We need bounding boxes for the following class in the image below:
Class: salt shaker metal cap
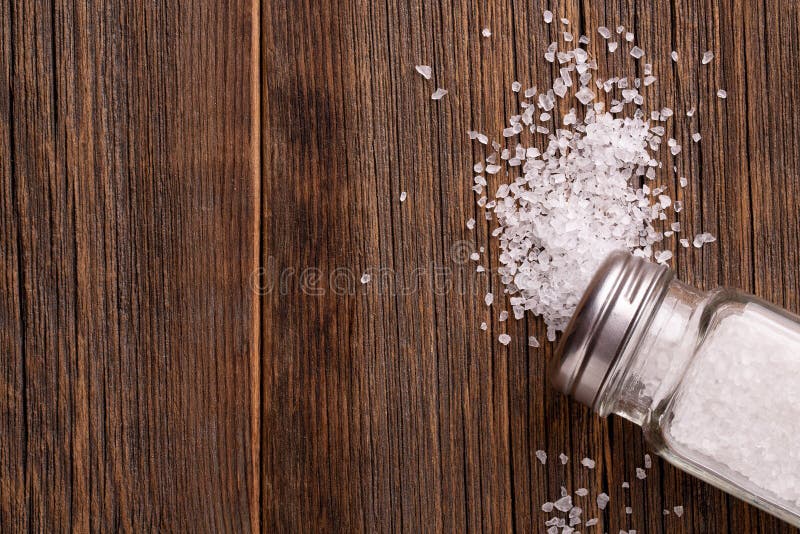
[550,250,673,409]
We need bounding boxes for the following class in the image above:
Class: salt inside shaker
[551,251,800,526]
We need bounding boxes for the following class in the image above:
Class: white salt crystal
[693,232,716,247]
[596,493,610,510]
[466,218,476,229]
[686,106,695,117]
[361,273,371,284]
[644,454,652,468]
[717,89,727,99]
[482,27,492,37]
[560,17,570,25]
[499,311,508,322]
[673,200,683,212]
[575,488,589,496]
[581,457,596,469]
[625,32,634,42]
[622,481,630,488]
[654,250,673,264]
[692,132,701,142]
[415,65,432,79]
[585,518,599,526]
[616,25,624,33]
[575,87,595,105]
[671,221,681,232]
[636,467,647,479]
[498,333,511,345]
[400,191,407,202]
[485,293,494,306]
[541,502,554,512]
[470,252,480,261]
[536,450,547,464]
[663,509,670,515]
[431,88,448,100]
[527,335,540,347]
[680,238,690,248]
[608,41,618,53]
[486,164,501,174]
[564,31,574,42]
[702,50,714,64]
[524,86,537,98]
[671,50,678,62]
[543,10,553,23]
[554,495,573,512]
[559,453,568,464]
[579,35,590,44]
[680,176,688,187]
[512,81,522,92]
[630,46,645,59]
[598,26,611,39]
[673,506,684,517]
[625,507,633,514]
[476,265,485,273]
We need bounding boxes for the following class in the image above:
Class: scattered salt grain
[625,32,634,42]
[680,176,688,187]
[692,132,701,142]
[466,218,476,229]
[528,336,540,348]
[644,454,652,468]
[626,507,633,514]
[480,322,488,331]
[482,27,492,38]
[654,250,673,264]
[686,106,696,117]
[560,17,570,25]
[576,488,589,497]
[476,265,485,273]
[512,81,522,92]
[499,333,511,345]
[361,273,371,284]
[470,252,480,261]
[564,31,574,42]
[485,293,494,306]
[554,495,573,512]
[692,232,716,248]
[400,191,407,202]
[636,467,647,479]
[674,200,684,213]
[542,501,554,512]
[596,493,610,510]
[622,482,630,488]
[616,25,625,33]
[499,310,509,321]
[663,509,670,515]
[536,450,548,464]
[680,238,690,248]
[673,506,684,517]
[543,10,553,23]
[581,457,596,469]
[717,89,727,99]
[585,518,599,526]
[629,46,645,59]
[559,453,569,464]
[431,88,448,100]
[415,65,432,79]
[702,50,714,64]
[608,41,619,53]
[598,26,612,39]
[671,51,678,62]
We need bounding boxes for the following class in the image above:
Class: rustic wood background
[2,0,799,532]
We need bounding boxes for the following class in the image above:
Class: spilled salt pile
[464,13,716,341]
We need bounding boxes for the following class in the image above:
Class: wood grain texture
[262,0,800,533]
[1,1,259,531]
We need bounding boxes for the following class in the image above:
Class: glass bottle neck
[595,279,707,426]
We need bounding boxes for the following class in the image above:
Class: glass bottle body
[597,280,800,527]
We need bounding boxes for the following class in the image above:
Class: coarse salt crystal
[717,89,727,99]
[485,293,494,306]
[554,495,573,512]
[559,453,568,464]
[480,321,488,330]
[512,81,522,92]
[470,252,480,261]
[482,27,492,37]
[498,333,511,345]
[400,191,407,202]
[536,450,547,464]
[543,10,553,23]
[581,457,596,469]
[673,506,684,517]
[608,41,619,53]
[466,218,476,229]
[644,454,652,468]
[575,488,589,496]
[431,88,448,100]
[528,336,540,348]
[636,467,647,479]
[671,50,678,61]
[415,65,432,79]
[598,26,611,39]
[692,132,701,142]
[596,493,610,510]
[630,46,645,59]
[361,273,371,284]
[625,32,634,42]
[702,50,714,64]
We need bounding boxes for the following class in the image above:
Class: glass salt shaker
[551,250,800,527]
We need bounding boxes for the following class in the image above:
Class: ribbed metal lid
[550,250,673,410]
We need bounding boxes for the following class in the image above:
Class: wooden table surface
[2,0,799,532]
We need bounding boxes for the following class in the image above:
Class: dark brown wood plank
[2,1,260,530]
[262,0,800,532]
